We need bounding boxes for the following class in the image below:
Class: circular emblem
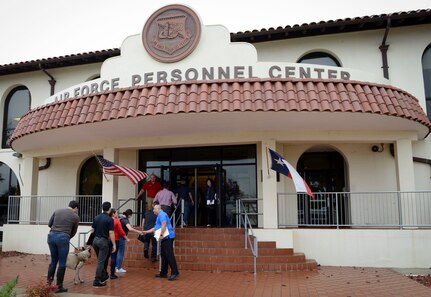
[142,5,201,63]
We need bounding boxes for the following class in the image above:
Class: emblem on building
[142,5,201,63]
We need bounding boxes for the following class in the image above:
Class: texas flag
[268,148,314,198]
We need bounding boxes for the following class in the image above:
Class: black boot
[55,267,68,293]
[47,264,56,285]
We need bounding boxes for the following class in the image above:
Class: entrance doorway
[161,165,228,227]
[139,145,257,228]
[297,149,349,226]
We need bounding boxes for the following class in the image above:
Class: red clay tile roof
[231,9,431,43]
[9,78,431,148]
[1,10,430,75]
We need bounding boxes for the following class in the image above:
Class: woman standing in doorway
[206,178,216,227]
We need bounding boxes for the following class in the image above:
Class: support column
[261,140,278,229]
[21,156,39,223]
[394,139,415,191]
[394,139,416,226]
[102,148,118,206]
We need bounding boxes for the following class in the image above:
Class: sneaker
[155,273,167,278]
[117,268,127,273]
[93,282,106,288]
[101,274,109,284]
[55,287,68,293]
[144,250,149,258]
[168,273,179,281]
[110,274,118,279]
[151,258,157,263]
[206,224,211,227]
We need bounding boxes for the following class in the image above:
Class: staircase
[123,227,317,272]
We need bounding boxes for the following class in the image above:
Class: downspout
[37,63,54,170]
[38,63,56,96]
[379,17,391,79]
[389,144,431,167]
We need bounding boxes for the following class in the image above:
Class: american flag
[96,156,148,185]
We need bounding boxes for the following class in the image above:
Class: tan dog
[66,246,91,284]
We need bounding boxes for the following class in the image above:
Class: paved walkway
[1,254,430,297]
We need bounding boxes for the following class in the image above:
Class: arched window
[0,162,20,228]
[2,87,31,148]
[78,156,102,223]
[422,45,431,118]
[298,52,341,67]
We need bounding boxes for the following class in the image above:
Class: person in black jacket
[91,201,116,288]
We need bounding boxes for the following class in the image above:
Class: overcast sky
[0,0,430,65]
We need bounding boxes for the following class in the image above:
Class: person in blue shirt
[143,204,179,281]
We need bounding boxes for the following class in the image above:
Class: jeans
[116,237,127,269]
[144,233,157,260]
[110,240,119,275]
[47,231,70,269]
[92,236,109,282]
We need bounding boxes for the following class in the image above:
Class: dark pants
[144,233,157,260]
[183,200,192,225]
[160,238,179,276]
[93,236,110,282]
[161,205,172,218]
[207,206,216,226]
[110,240,119,275]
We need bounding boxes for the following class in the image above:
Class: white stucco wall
[2,224,92,254]
[4,224,430,269]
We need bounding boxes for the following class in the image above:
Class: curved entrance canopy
[9,78,431,152]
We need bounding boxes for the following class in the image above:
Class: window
[298,52,341,67]
[78,156,102,223]
[2,87,31,148]
[0,162,20,227]
[422,45,431,118]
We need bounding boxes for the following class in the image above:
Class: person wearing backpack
[116,209,143,273]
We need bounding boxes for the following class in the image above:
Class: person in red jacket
[108,208,129,279]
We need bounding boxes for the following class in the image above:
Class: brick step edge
[174,247,294,256]
[175,253,306,264]
[177,260,318,272]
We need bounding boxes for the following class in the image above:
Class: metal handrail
[117,197,135,212]
[77,229,93,249]
[236,199,258,275]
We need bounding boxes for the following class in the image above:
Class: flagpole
[93,152,109,182]
[265,146,270,177]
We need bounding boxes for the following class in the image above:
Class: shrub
[25,281,56,297]
[0,276,18,297]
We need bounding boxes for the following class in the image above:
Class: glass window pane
[224,165,257,199]
[3,87,31,148]
[222,145,256,164]
[171,147,220,165]
[422,46,431,118]
[298,52,340,67]
[79,157,102,195]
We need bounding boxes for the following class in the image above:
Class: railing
[278,191,431,229]
[236,199,259,275]
[7,195,103,224]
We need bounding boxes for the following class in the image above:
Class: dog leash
[69,241,79,250]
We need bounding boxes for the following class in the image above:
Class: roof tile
[10,78,431,146]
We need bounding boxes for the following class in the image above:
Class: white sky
[0,0,430,65]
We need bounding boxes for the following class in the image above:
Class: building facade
[1,5,430,268]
